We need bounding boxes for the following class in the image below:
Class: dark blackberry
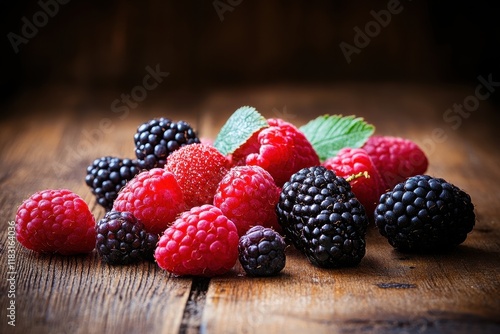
[134,118,200,169]
[375,175,475,252]
[238,226,286,276]
[85,156,139,211]
[276,166,368,268]
[96,211,159,265]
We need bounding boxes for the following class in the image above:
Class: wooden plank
[7,252,192,334]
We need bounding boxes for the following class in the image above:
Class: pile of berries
[14,108,476,278]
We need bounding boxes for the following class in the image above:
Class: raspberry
[375,175,475,252]
[154,204,239,277]
[363,136,428,189]
[113,168,186,235]
[323,148,386,218]
[213,165,280,236]
[276,166,368,268]
[232,118,320,186]
[15,189,96,255]
[85,156,140,211]
[165,143,230,208]
[134,118,200,169]
[238,226,286,276]
[96,210,159,265]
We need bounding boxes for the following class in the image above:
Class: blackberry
[96,210,159,265]
[238,226,286,276]
[134,118,200,169]
[85,157,139,211]
[375,175,475,252]
[276,166,368,268]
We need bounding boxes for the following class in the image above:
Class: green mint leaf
[213,106,268,155]
[299,115,375,162]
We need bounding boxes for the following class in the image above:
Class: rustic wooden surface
[1,84,499,334]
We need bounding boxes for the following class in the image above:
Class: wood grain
[1,84,499,334]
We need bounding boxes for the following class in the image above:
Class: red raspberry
[15,189,96,255]
[323,148,386,217]
[232,118,320,186]
[165,143,230,208]
[154,204,239,277]
[113,168,186,235]
[213,165,281,236]
[362,136,428,188]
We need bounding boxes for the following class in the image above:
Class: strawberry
[165,143,231,208]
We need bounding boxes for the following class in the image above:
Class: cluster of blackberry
[238,226,286,276]
[85,118,199,211]
[276,166,475,268]
[85,157,139,211]
[374,175,475,252]
[276,166,368,268]
[96,211,158,265]
[134,118,200,170]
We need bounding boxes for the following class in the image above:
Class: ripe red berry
[232,118,320,186]
[362,136,428,189]
[323,148,386,217]
[154,204,239,277]
[214,165,281,236]
[165,143,231,208]
[15,189,96,255]
[113,168,186,235]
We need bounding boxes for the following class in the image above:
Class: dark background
[1,0,499,111]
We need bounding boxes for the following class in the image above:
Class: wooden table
[1,83,499,333]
